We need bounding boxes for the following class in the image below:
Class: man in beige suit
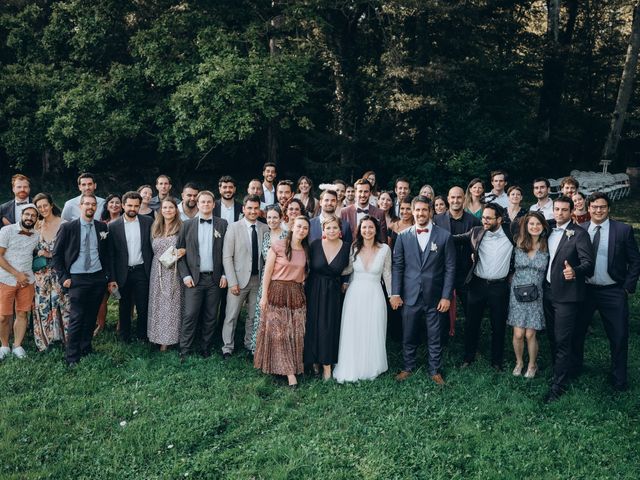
[221,194,268,357]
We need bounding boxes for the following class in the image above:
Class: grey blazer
[177,216,228,285]
[222,219,268,289]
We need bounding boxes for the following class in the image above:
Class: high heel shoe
[512,363,524,376]
[524,365,537,379]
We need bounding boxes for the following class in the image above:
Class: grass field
[1,197,640,479]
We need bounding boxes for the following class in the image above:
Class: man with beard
[178,183,199,221]
[107,191,154,343]
[434,186,481,344]
[214,176,242,224]
[0,205,39,359]
[341,179,387,243]
[260,163,277,206]
[276,180,294,211]
[453,203,515,371]
[0,174,32,227]
[530,177,554,221]
[53,194,111,367]
[309,190,352,243]
[61,173,106,222]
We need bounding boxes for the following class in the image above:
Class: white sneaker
[0,346,10,360]
[12,346,27,359]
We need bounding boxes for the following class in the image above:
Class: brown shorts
[0,282,35,316]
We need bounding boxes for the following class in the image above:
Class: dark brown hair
[352,215,382,260]
[517,211,549,253]
[284,216,310,265]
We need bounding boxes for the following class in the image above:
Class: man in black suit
[308,190,352,243]
[107,191,154,343]
[0,174,31,227]
[53,193,111,366]
[177,191,228,359]
[573,192,640,391]
[543,195,594,403]
[434,186,481,344]
[453,203,514,370]
[214,175,243,224]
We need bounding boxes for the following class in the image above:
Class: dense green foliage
[0,1,638,190]
[1,198,640,479]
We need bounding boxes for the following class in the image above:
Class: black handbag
[513,283,538,302]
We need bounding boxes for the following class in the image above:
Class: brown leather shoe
[395,371,412,382]
[431,374,446,385]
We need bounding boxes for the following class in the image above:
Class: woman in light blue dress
[507,212,550,379]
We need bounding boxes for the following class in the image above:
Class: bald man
[433,186,481,343]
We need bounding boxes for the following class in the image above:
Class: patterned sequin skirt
[254,280,306,376]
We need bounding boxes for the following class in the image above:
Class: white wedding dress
[333,244,392,383]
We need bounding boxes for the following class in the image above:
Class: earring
[322,234,326,240]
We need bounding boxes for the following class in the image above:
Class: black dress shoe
[222,352,231,360]
[543,388,564,404]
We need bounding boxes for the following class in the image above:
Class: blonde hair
[151,199,182,238]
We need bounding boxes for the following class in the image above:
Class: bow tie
[200,218,212,224]
[416,228,429,234]
[18,230,34,236]
[16,201,28,206]
[553,227,563,232]
[357,208,369,214]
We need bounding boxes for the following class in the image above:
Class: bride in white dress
[334,216,392,383]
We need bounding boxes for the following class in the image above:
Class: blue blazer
[392,224,456,307]
[580,218,640,293]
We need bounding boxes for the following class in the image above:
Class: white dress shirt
[198,216,214,273]
[530,198,554,220]
[123,216,143,267]
[416,222,433,252]
[355,204,370,226]
[484,191,509,208]
[263,184,275,205]
[546,221,569,282]
[586,219,615,286]
[474,228,513,280]
[220,201,235,225]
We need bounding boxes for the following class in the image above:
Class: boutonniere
[214,230,222,239]
[565,229,575,239]
[99,231,108,240]
[430,242,438,252]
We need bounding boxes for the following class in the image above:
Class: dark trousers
[464,277,508,366]
[180,273,222,355]
[573,285,629,388]
[440,283,468,345]
[118,265,149,342]
[401,299,442,375]
[543,283,580,392]
[66,271,107,364]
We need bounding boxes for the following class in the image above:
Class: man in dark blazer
[543,195,594,403]
[391,196,456,385]
[214,175,243,224]
[52,193,110,367]
[573,192,640,391]
[309,189,352,244]
[341,179,387,244]
[107,191,154,343]
[0,174,31,227]
[452,203,515,370]
[433,186,481,343]
[177,190,228,359]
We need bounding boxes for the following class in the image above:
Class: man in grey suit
[177,191,228,360]
[391,195,456,385]
[221,194,268,357]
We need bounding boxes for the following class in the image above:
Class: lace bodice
[343,243,392,292]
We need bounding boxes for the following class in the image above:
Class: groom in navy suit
[391,196,456,385]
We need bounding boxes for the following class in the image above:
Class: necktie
[84,223,93,271]
[251,225,259,275]
[592,225,601,254]
[357,208,369,214]
[200,218,212,224]
[416,228,429,234]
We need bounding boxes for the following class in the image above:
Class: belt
[200,271,213,275]
[473,274,507,284]
[587,283,619,290]
[128,264,144,271]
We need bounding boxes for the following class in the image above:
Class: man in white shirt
[107,192,154,342]
[261,162,277,206]
[178,183,199,221]
[214,176,242,224]
[484,170,509,208]
[529,177,554,220]
[0,205,39,359]
[221,195,268,357]
[454,203,514,370]
[61,173,105,221]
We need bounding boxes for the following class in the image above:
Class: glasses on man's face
[590,205,608,211]
[22,213,38,219]
[481,216,496,221]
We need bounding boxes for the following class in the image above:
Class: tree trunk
[602,2,640,162]
[267,1,283,165]
[538,0,579,142]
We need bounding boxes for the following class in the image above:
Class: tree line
[0,0,638,194]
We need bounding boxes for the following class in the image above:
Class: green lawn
[2,197,640,479]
